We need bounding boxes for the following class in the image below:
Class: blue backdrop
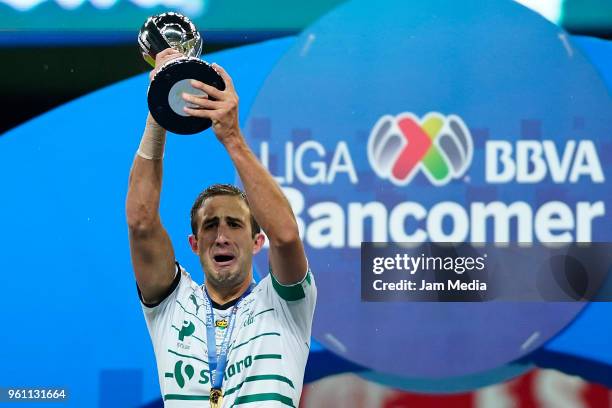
[0,2,611,406]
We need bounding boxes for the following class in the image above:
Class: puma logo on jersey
[189,293,203,314]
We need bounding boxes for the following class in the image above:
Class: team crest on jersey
[215,319,228,329]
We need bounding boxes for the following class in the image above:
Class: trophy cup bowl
[138,12,225,135]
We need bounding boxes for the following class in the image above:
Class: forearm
[226,135,299,245]
[181,65,306,284]
[126,115,167,230]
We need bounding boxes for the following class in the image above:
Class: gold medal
[210,388,223,408]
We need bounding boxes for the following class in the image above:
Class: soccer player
[126,48,316,407]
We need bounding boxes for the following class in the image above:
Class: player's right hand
[149,48,183,81]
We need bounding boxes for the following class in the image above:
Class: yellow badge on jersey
[215,319,228,329]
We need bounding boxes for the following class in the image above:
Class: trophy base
[148,57,225,135]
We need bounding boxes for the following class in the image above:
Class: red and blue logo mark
[368,112,473,186]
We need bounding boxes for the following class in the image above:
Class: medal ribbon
[203,283,255,392]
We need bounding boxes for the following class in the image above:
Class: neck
[206,276,252,306]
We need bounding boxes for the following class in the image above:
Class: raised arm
[182,65,307,285]
[126,49,182,303]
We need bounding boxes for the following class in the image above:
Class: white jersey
[140,262,316,407]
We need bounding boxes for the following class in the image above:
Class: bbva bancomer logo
[368,112,473,186]
[259,112,605,246]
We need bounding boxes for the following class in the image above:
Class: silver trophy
[138,12,225,135]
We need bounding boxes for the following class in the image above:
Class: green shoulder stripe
[270,267,312,301]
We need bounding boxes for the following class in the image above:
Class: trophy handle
[138,17,172,68]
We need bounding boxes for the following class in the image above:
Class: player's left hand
[182,64,241,145]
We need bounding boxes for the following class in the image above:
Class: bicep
[129,222,176,304]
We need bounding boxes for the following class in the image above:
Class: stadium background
[1,0,611,406]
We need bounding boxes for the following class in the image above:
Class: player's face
[191,195,259,288]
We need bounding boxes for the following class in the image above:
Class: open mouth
[213,254,236,266]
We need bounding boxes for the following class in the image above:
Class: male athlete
[126,48,316,407]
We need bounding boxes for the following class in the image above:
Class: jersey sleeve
[266,263,317,344]
[138,262,194,355]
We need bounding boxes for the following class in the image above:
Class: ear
[252,233,265,255]
[188,234,199,254]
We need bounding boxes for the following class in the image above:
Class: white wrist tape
[137,125,166,160]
